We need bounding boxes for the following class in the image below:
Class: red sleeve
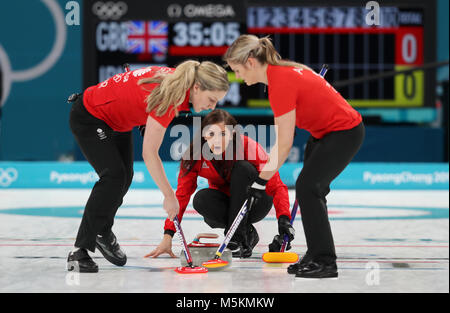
[265,172,291,219]
[268,70,298,118]
[164,162,199,233]
[149,106,176,128]
[243,136,291,219]
[242,135,269,171]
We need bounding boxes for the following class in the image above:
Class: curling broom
[202,199,250,269]
[173,216,208,274]
[262,200,299,263]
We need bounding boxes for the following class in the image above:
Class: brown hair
[181,109,242,181]
[138,60,229,117]
[223,34,313,71]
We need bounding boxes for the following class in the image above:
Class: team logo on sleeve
[97,128,107,140]
[293,68,304,75]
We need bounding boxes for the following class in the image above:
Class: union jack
[127,21,168,56]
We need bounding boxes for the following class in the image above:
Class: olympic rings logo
[0,168,18,187]
[92,1,128,20]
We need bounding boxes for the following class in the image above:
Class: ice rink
[0,188,448,293]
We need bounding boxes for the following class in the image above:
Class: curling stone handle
[193,233,219,244]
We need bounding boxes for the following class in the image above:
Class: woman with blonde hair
[224,35,365,279]
[67,60,229,273]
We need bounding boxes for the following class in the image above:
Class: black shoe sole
[295,272,338,279]
[95,242,127,267]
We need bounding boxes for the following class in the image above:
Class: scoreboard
[83,0,437,112]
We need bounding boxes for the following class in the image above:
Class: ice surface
[0,189,448,293]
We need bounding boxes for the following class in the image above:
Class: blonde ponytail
[224,34,313,71]
[139,60,229,117]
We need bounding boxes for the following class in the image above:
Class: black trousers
[296,122,365,264]
[193,161,273,239]
[69,96,134,252]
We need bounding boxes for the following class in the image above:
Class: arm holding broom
[145,161,199,258]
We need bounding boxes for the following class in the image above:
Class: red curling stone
[174,266,208,274]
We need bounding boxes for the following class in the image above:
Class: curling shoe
[295,261,338,279]
[67,248,98,273]
[227,240,240,251]
[232,242,252,258]
[287,255,311,274]
[96,231,127,266]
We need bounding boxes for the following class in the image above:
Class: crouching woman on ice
[146,109,295,259]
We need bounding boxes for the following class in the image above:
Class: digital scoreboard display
[83,0,436,113]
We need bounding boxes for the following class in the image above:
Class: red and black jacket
[164,134,291,234]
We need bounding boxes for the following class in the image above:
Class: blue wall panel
[0,161,447,190]
[0,0,82,160]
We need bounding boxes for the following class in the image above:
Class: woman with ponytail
[146,109,292,259]
[224,35,365,279]
[67,61,229,273]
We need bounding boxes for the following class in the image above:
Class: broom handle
[319,64,329,76]
[173,216,194,267]
[280,200,299,252]
[214,199,249,258]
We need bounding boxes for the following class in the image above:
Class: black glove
[268,234,292,252]
[278,215,295,243]
[246,176,268,211]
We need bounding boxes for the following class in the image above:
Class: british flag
[127,21,168,56]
